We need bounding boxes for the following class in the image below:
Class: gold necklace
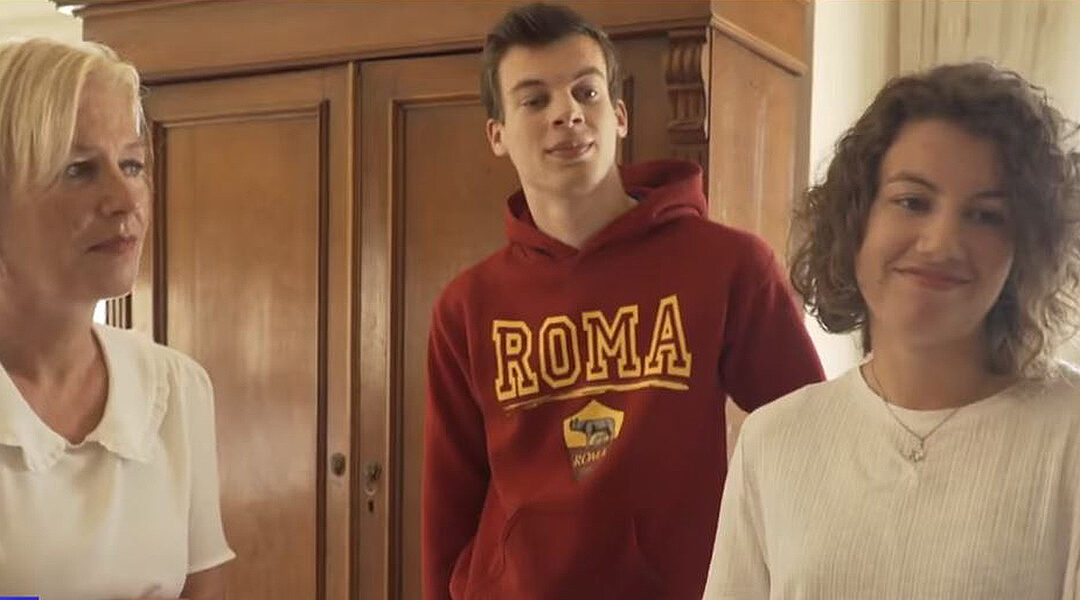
[868,360,963,462]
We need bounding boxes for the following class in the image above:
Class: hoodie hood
[505,159,706,261]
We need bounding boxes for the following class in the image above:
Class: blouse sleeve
[184,363,236,573]
[702,434,769,599]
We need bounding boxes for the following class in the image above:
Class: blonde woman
[0,39,232,599]
[705,63,1080,598]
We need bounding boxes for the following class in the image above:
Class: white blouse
[704,363,1080,600]
[0,324,234,599]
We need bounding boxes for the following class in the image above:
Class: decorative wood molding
[313,97,332,600]
[148,120,168,343]
[63,0,713,83]
[708,0,808,74]
[105,294,132,328]
[710,15,808,76]
[56,0,208,17]
[664,27,710,172]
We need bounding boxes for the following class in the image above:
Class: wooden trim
[315,64,356,600]
[792,0,815,255]
[155,105,322,128]
[357,58,394,600]
[105,294,132,328]
[150,120,168,344]
[349,58,364,600]
[710,14,808,76]
[69,1,808,83]
[665,27,710,174]
[73,0,713,83]
[125,25,712,86]
[386,96,408,600]
[59,0,210,17]
[315,97,330,600]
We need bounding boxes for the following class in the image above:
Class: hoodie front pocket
[475,503,664,599]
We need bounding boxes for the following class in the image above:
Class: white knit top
[704,363,1080,599]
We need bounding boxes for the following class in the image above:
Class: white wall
[805,0,899,378]
[897,0,1080,124]
[0,0,80,42]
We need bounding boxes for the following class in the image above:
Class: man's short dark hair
[480,2,621,122]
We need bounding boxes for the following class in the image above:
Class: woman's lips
[898,267,969,290]
[89,236,139,255]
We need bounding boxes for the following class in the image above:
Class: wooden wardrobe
[64,1,812,598]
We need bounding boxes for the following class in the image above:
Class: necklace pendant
[907,444,926,462]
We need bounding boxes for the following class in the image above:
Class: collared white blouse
[0,324,234,599]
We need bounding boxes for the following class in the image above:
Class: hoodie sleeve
[422,297,490,600]
[720,236,824,412]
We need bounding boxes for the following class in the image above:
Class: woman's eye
[120,160,146,177]
[64,161,94,180]
[968,208,1008,227]
[895,196,930,213]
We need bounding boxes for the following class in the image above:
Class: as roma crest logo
[562,400,624,480]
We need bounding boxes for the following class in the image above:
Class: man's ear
[614,99,628,139]
[486,118,508,157]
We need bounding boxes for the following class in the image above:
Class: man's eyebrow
[509,78,546,94]
[508,67,605,94]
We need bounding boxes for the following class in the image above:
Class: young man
[422,4,824,598]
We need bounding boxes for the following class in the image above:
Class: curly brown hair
[790,62,1080,376]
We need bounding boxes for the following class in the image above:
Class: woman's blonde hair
[0,37,143,199]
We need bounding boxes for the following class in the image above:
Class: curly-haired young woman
[704,63,1080,599]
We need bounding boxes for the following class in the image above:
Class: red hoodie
[423,160,823,599]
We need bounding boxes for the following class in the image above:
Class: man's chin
[537,162,618,190]
[542,175,599,196]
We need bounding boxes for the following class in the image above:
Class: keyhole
[363,461,382,496]
[329,452,347,476]
[367,499,375,513]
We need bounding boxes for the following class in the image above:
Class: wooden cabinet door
[358,37,672,599]
[358,50,517,600]
[141,66,354,600]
